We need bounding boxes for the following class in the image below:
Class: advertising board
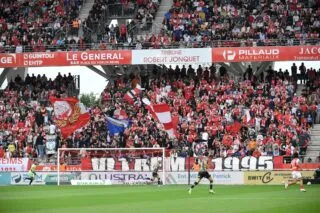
[244,171,315,185]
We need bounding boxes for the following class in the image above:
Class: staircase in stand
[305,124,320,162]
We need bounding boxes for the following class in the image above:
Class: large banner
[244,171,315,185]
[1,46,320,67]
[212,46,320,62]
[0,50,132,67]
[0,158,30,172]
[89,156,273,172]
[131,48,212,64]
[212,156,274,171]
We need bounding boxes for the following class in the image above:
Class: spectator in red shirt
[0,145,4,158]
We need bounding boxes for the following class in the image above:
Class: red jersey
[291,158,301,171]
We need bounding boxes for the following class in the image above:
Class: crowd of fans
[2,0,320,52]
[0,72,76,159]
[0,63,319,163]
[84,0,320,49]
[0,0,83,53]
[83,0,160,46]
[154,0,320,48]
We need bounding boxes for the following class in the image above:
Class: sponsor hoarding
[71,180,112,185]
[212,46,320,62]
[1,46,320,68]
[244,171,315,185]
[10,172,78,185]
[11,172,46,185]
[166,172,244,185]
[80,171,243,185]
[0,50,132,67]
[131,48,212,64]
[0,172,11,185]
[80,172,151,185]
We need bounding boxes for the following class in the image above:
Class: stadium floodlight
[57,148,166,186]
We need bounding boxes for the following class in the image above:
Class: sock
[300,185,304,189]
[210,184,213,190]
[158,179,161,185]
[29,179,33,185]
[191,182,198,189]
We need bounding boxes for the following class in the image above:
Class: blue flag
[106,116,131,136]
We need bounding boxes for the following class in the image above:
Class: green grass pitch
[0,185,319,213]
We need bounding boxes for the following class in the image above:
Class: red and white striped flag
[123,84,143,104]
[142,98,158,121]
[152,103,175,137]
[142,98,176,137]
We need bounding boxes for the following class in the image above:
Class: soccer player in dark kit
[188,157,214,194]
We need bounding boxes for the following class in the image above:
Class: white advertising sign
[80,171,243,185]
[71,180,112,185]
[132,48,212,64]
[166,172,244,185]
[80,172,152,185]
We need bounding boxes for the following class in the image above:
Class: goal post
[57,147,166,186]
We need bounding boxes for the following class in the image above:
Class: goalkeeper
[24,163,37,185]
[146,164,162,185]
[151,164,162,185]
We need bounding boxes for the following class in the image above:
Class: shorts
[292,171,302,179]
[198,171,211,179]
[152,172,158,178]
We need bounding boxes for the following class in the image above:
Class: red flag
[49,97,90,138]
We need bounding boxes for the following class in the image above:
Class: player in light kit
[24,163,37,185]
[285,152,306,192]
[188,157,214,194]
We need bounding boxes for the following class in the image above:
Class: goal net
[57,148,166,186]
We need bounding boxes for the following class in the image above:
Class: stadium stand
[154,0,320,48]
[0,64,319,163]
[0,0,83,53]
[83,0,320,49]
[83,0,160,46]
[1,0,319,52]
[0,72,76,159]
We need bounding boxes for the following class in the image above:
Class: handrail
[0,38,319,53]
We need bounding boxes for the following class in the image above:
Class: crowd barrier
[1,46,319,68]
[0,170,316,186]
